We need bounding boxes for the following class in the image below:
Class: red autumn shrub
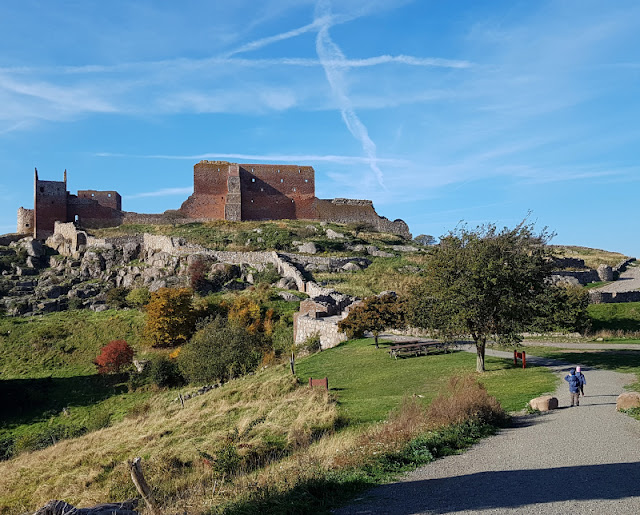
[94,340,134,374]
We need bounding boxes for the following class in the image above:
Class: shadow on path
[353,462,640,514]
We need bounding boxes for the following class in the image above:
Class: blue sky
[1,0,638,257]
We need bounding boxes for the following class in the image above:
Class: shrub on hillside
[529,284,591,334]
[271,321,294,358]
[94,340,134,374]
[427,375,505,427]
[188,257,209,292]
[253,263,281,285]
[142,287,195,347]
[227,296,263,334]
[148,355,186,388]
[106,286,130,308]
[178,317,266,384]
[126,287,151,308]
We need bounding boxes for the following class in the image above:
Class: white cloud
[125,187,193,199]
[95,151,408,167]
[314,0,385,188]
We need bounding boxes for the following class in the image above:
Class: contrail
[314,0,385,189]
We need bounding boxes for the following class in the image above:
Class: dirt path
[594,264,640,293]
[335,351,640,514]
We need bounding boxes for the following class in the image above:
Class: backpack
[568,374,580,389]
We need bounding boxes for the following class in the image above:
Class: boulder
[298,242,317,254]
[122,242,140,263]
[325,228,344,240]
[278,291,300,302]
[277,277,298,290]
[529,395,559,411]
[20,237,45,258]
[597,264,614,282]
[341,262,361,272]
[369,250,395,258]
[616,392,640,411]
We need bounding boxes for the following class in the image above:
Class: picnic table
[387,340,449,359]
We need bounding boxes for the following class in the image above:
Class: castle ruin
[17,161,410,239]
[17,169,123,239]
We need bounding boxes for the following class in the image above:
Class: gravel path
[594,264,640,293]
[335,350,640,514]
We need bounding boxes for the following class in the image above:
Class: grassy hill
[550,245,629,268]
[0,311,557,513]
[0,222,634,512]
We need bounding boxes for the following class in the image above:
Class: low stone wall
[141,234,308,292]
[293,313,348,349]
[553,257,586,268]
[551,270,599,285]
[282,253,371,271]
[315,198,411,239]
[614,258,636,277]
[102,235,144,247]
[589,290,640,304]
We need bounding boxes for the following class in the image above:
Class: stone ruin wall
[17,208,34,235]
[293,314,348,350]
[315,198,411,238]
[179,161,229,220]
[77,190,121,211]
[34,179,68,239]
[239,164,316,221]
[18,161,411,241]
[67,195,123,229]
[589,290,640,304]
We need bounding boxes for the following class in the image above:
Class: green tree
[414,234,436,246]
[408,222,554,372]
[338,292,406,348]
[142,287,195,347]
[528,283,591,334]
[178,317,266,383]
[126,287,151,308]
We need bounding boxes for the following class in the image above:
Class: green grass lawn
[588,302,640,332]
[520,345,640,391]
[0,309,149,459]
[296,338,557,424]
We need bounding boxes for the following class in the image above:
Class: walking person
[564,368,581,407]
[576,366,586,397]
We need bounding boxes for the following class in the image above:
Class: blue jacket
[577,372,586,385]
[565,373,581,393]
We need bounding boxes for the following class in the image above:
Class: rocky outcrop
[0,228,372,316]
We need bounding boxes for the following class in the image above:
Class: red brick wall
[77,190,121,210]
[239,164,315,220]
[179,161,229,218]
[68,196,123,228]
[34,180,68,238]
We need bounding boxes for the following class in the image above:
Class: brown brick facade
[26,169,124,239]
[18,161,410,240]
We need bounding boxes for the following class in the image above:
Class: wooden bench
[388,340,449,359]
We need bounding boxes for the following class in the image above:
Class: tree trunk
[476,336,486,372]
[374,332,379,348]
[289,351,295,375]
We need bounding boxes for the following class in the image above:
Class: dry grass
[427,375,505,428]
[0,367,338,514]
[0,366,507,514]
[551,245,628,269]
